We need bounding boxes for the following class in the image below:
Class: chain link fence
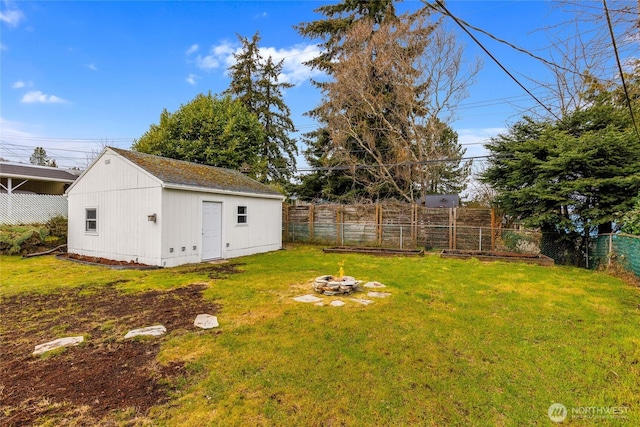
[286,219,632,270]
[590,234,640,276]
[286,219,550,253]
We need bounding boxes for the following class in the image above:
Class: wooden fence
[283,202,499,251]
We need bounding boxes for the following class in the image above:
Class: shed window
[85,208,97,233]
[237,206,247,224]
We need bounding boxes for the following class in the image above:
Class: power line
[434,4,597,81]
[430,0,563,123]
[295,154,507,173]
[602,0,640,142]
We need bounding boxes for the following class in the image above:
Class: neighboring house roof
[109,147,283,198]
[0,162,79,183]
[421,194,460,208]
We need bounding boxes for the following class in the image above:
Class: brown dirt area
[59,253,155,267]
[0,278,225,426]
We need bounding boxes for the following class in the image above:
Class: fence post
[411,203,417,247]
[448,208,453,250]
[335,205,341,245]
[490,209,496,251]
[400,226,403,249]
[283,204,289,242]
[452,207,457,250]
[308,204,314,241]
[585,236,589,269]
[376,203,382,245]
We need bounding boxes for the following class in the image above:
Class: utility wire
[297,154,509,173]
[432,4,596,81]
[602,0,640,142]
[429,0,563,123]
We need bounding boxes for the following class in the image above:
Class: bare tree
[318,10,479,201]
[466,162,498,208]
[530,0,639,117]
[85,139,110,167]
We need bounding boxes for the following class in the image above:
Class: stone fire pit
[313,275,362,296]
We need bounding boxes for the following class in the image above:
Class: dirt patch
[173,262,245,280]
[59,253,156,268]
[0,283,222,426]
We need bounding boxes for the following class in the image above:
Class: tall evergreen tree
[482,73,640,262]
[295,1,398,201]
[295,2,475,201]
[224,32,298,184]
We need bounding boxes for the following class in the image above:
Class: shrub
[500,231,541,254]
[621,197,640,235]
[47,215,68,239]
[0,217,67,255]
[0,225,49,255]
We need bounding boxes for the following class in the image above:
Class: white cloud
[186,73,198,85]
[84,63,98,71]
[194,41,322,86]
[0,2,24,27]
[185,44,199,55]
[0,116,35,139]
[259,44,323,85]
[11,80,25,89]
[456,127,505,159]
[21,90,68,104]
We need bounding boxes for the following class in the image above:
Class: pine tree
[224,32,298,184]
[295,1,398,201]
[29,147,57,167]
[295,3,474,201]
[482,73,640,243]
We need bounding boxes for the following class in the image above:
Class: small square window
[86,208,97,233]
[237,206,247,224]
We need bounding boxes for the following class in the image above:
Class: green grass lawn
[2,245,639,426]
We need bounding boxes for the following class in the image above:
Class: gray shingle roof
[110,147,283,197]
[0,162,78,183]
[421,194,460,208]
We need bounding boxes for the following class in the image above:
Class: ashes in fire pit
[313,275,362,296]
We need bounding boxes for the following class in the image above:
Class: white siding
[160,188,282,267]
[223,195,282,259]
[67,152,163,265]
[68,149,283,268]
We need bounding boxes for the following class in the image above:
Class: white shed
[66,147,285,267]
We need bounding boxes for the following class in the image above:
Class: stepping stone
[194,314,219,329]
[124,325,166,339]
[367,291,392,298]
[350,298,374,306]
[293,294,323,303]
[363,281,387,288]
[330,300,345,307]
[33,336,84,356]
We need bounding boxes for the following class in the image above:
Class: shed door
[202,202,222,260]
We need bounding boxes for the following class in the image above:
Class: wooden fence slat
[283,203,496,250]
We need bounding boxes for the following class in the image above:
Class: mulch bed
[57,253,158,269]
[440,249,555,266]
[323,247,425,256]
[0,282,222,426]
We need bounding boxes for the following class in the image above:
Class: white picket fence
[0,193,68,224]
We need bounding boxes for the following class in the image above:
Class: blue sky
[0,1,631,170]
